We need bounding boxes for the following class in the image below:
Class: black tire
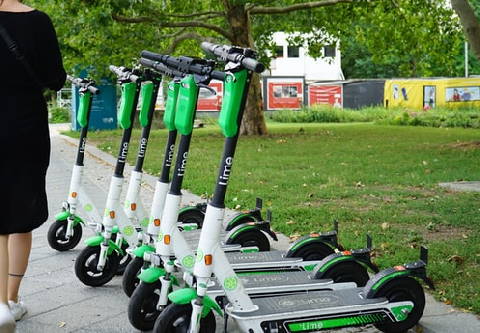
[225,215,255,231]
[47,220,83,252]
[316,261,370,287]
[74,245,120,287]
[227,229,270,252]
[116,241,131,275]
[153,303,216,333]
[122,257,144,297]
[287,241,334,261]
[178,209,204,229]
[128,281,164,331]
[373,277,425,333]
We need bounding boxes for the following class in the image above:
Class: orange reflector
[131,203,137,211]
[247,222,255,226]
[164,234,171,245]
[342,250,352,256]
[204,254,213,265]
[109,211,115,219]
[71,192,77,198]
[154,219,161,226]
[310,233,319,238]
[394,265,406,271]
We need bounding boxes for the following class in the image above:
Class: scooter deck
[207,272,354,298]
[227,250,302,269]
[182,231,241,251]
[228,288,386,319]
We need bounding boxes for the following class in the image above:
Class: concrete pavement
[14,124,480,332]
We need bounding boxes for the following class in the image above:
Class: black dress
[0,10,66,234]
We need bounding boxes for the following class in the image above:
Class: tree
[29,0,462,135]
[452,0,480,59]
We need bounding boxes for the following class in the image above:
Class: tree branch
[167,11,224,18]
[165,32,215,53]
[112,13,233,40]
[250,0,356,15]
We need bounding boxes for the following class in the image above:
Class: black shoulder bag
[0,23,44,88]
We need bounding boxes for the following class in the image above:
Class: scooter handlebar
[140,58,185,78]
[200,42,265,73]
[109,65,141,83]
[141,50,226,81]
[67,75,100,95]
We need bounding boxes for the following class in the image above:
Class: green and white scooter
[74,66,147,286]
[122,60,279,299]
[127,52,379,331]
[153,42,435,333]
[47,76,102,252]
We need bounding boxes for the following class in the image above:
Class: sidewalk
[15,124,480,332]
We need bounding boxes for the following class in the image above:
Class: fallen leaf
[381,222,389,230]
[234,204,241,210]
[286,220,296,225]
[447,255,464,265]
[58,322,66,328]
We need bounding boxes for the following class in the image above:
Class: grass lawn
[67,122,480,313]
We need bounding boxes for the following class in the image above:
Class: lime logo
[104,209,109,217]
[141,218,149,227]
[123,226,134,236]
[83,204,93,212]
[182,255,195,268]
[124,201,130,209]
[223,277,238,291]
[157,232,163,240]
[196,249,204,263]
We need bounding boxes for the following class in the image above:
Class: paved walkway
[15,124,480,332]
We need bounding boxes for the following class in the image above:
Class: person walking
[0,0,66,331]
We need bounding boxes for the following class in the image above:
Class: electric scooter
[74,66,146,286]
[122,60,279,300]
[153,42,434,333]
[47,76,102,252]
[127,53,379,331]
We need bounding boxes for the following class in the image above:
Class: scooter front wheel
[226,228,270,251]
[153,303,216,333]
[74,245,120,287]
[128,281,164,331]
[372,277,425,333]
[116,241,131,275]
[122,257,144,297]
[47,220,83,251]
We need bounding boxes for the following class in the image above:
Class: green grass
[66,123,480,313]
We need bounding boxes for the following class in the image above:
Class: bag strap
[0,23,43,88]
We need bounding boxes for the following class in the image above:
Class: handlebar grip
[211,70,226,81]
[241,57,265,73]
[141,50,164,63]
[87,85,100,95]
[200,42,217,55]
[109,65,125,77]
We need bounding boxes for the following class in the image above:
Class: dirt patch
[446,141,480,150]
[395,223,469,242]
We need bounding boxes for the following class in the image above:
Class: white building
[268,32,344,82]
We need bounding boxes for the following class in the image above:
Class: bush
[49,106,70,123]
[269,105,397,123]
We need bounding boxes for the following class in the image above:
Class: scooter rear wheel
[287,241,334,261]
[74,245,120,287]
[153,303,216,333]
[128,281,164,331]
[47,220,83,252]
[372,277,425,333]
[316,261,370,287]
[226,228,270,251]
[122,257,144,297]
[178,209,204,229]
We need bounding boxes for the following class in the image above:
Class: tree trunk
[223,1,268,135]
[451,0,480,60]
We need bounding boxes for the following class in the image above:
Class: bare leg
[0,235,8,304]
[7,232,32,303]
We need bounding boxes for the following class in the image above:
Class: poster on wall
[266,77,304,110]
[423,86,436,109]
[446,86,480,102]
[196,81,223,111]
[308,84,342,107]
